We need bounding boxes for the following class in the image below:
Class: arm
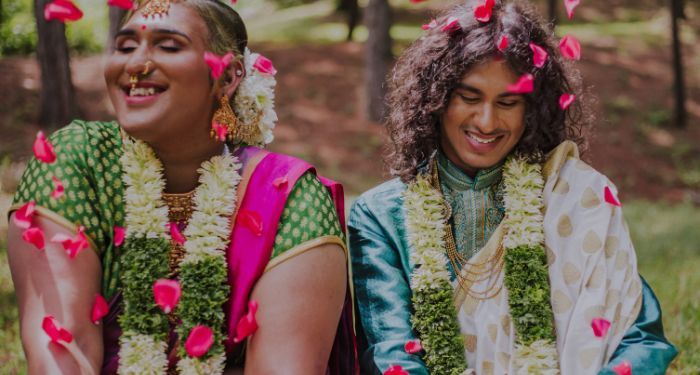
[8,215,103,375]
[243,244,347,375]
[599,277,678,375]
[348,198,429,375]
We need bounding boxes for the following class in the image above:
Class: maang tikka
[142,0,170,18]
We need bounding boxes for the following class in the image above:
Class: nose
[473,103,497,133]
[124,46,153,77]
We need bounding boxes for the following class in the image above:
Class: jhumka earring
[142,0,170,18]
[210,95,238,142]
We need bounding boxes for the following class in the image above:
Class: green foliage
[119,236,171,338]
[503,245,557,345]
[176,255,229,358]
[411,281,467,374]
[269,0,316,9]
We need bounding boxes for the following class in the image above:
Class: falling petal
[530,42,548,68]
[204,51,234,80]
[604,186,622,207]
[153,279,181,314]
[91,294,109,324]
[613,361,632,375]
[44,0,83,22]
[383,365,409,375]
[272,176,288,189]
[564,0,581,20]
[421,19,438,30]
[239,210,263,236]
[113,226,125,247]
[441,17,461,33]
[50,225,89,259]
[22,227,46,250]
[559,93,576,110]
[507,73,534,94]
[169,222,186,245]
[497,35,509,52]
[231,0,237,4]
[212,122,228,142]
[474,3,493,23]
[591,317,612,337]
[51,176,65,199]
[410,0,428,3]
[559,34,581,61]
[253,55,277,76]
[33,131,56,164]
[107,0,134,11]
[185,325,215,358]
[42,315,73,345]
[404,339,423,354]
[13,201,36,230]
[233,300,259,343]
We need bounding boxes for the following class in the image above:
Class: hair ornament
[232,48,278,146]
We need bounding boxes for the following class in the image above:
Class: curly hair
[386,0,593,182]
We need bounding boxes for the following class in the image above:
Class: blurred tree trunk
[548,0,556,25]
[34,0,78,129]
[365,0,392,122]
[670,0,686,128]
[337,0,360,41]
[108,7,128,51]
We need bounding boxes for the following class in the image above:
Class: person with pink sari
[7,1,356,374]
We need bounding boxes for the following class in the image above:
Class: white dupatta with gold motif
[454,142,643,375]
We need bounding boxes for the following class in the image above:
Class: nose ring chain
[129,61,154,91]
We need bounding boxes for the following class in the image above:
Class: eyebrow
[456,83,522,98]
[115,28,193,42]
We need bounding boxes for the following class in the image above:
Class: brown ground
[1,41,699,202]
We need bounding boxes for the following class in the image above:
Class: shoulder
[49,120,120,157]
[349,178,407,225]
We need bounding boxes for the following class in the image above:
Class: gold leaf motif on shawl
[563,262,582,284]
[606,290,621,310]
[463,295,479,316]
[487,324,498,343]
[557,215,573,237]
[586,264,605,289]
[553,178,570,194]
[482,360,494,375]
[575,160,594,171]
[583,231,603,253]
[584,305,606,322]
[579,347,600,369]
[581,187,601,209]
[497,352,510,368]
[463,334,477,352]
[624,266,632,282]
[615,250,629,270]
[613,303,623,335]
[546,246,556,266]
[552,289,573,314]
[604,236,619,259]
[501,314,511,335]
[627,278,641,299]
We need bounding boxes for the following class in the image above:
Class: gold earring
[211,95,238,142]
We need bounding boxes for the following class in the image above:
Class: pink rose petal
[421,19,438,31]
[212,122,228,142]
[441,17,461,33]
[22,227,46,250]
[204,51,234,80]
[185,325,215,358]
[44,0,83,22]
[233,300,259,343]
[50,225,89,259]
[91,294,109,324]
[253,55,277,76]
[113,226,125,247]
[239,210,263,236]
[565,0,581,20]
[169,222,186,245]
[497,35,509,52]
[530,42,548,68]
[107,0,134,11]
[613,361,632,375]
[604,186,622,207]
[33,131,56,164]
[42,315,73,345]
[153,279,181,314]
[13,201,36,230]
[559,93,576,110]
[591,317,611,337]
[383,365,409,375]
[474,3,493,23]
[272,176,288,189]
[507,73,534,94]
[51,176,65,199]
[410,0,428,3]
[559,34,581,61]
[404,339,423,354]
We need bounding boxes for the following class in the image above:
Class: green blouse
[12,120,342,299]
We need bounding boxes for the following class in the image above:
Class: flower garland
[404,155,558,374]
[118,136,241,375]
[233,48,278,146]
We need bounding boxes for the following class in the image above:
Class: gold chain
[162,190,195,277]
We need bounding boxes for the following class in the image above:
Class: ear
[221,59,245,99]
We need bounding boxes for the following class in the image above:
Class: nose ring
[142,61,153,76]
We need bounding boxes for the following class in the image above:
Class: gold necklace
[162,190,195,276]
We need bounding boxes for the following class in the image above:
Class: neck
[152,138,225,193]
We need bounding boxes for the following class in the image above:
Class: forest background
[0,0,698,373]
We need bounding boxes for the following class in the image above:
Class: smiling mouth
[466,131,501,144]
[122,82,167,98]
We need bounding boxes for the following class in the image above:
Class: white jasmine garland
[233,48,278,146]
[177,353,226,375]
[118,334,168,375]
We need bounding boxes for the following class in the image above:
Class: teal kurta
[348,155,677,374]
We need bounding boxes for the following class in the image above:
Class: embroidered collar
[437,150,504,191]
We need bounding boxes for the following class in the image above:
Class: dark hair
[386,0,592,182]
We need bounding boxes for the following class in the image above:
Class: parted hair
[386,0,592,182]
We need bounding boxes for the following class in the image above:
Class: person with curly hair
[348,1,677,374]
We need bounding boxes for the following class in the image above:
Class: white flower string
[233,48,278,146]
[118,136,241,375]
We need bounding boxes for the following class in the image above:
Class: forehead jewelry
[142,0,170,18]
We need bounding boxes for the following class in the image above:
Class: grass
[0,195,698,373]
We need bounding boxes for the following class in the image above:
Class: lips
[464,130,503,152]
[121,81,168,105]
